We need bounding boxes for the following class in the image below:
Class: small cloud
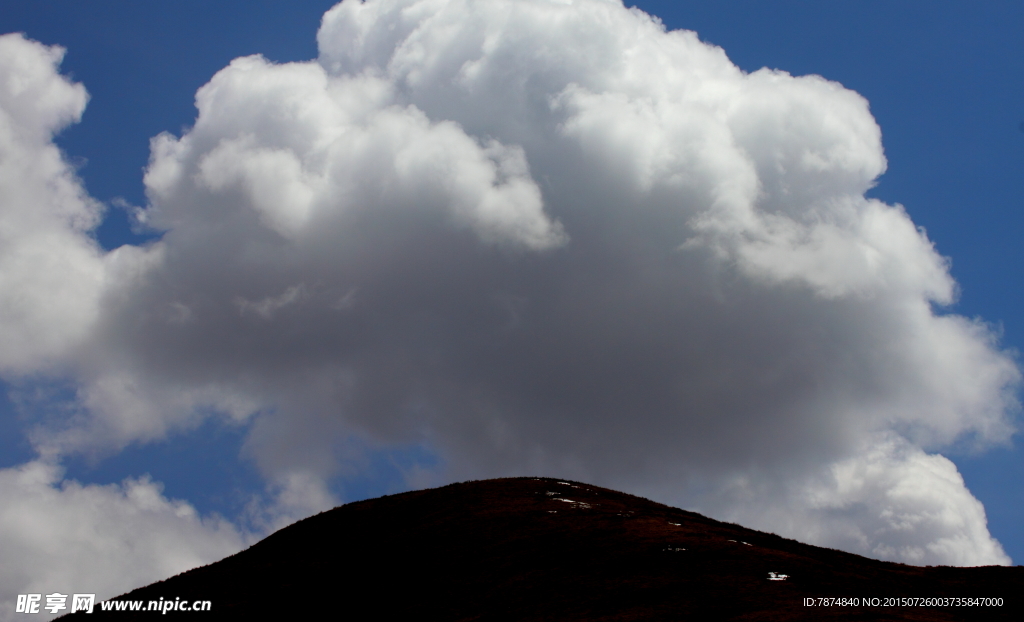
[330,288,358,311]
[235,285,306,320]
[0,460,245,619]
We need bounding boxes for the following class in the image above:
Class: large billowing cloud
[0,1,1019,605]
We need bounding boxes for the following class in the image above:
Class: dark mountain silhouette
[63,477,1020,620]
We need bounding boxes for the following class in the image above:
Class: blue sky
[1,0,1022,600]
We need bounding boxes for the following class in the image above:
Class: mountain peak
[66,477,1020,620]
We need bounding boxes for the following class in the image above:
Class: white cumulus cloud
[0,461,245,622]
[698,434,1010,566]
[0,34,104,374]
[0,33,249,614]
[0,1,1018,601]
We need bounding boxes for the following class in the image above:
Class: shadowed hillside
[63,477,1020,620]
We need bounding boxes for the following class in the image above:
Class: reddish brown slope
[63,477,1020,620]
